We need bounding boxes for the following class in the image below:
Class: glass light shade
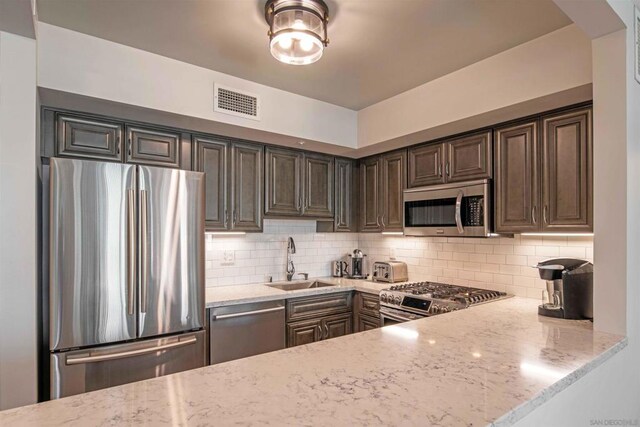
[266,2,328,65]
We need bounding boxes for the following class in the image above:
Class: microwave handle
[455,190,464,234]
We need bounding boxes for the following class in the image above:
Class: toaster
[372,261,408,283]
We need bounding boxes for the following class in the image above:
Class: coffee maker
[347,249,368,279]
[536,258,593,320]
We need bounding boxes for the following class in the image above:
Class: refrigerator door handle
[65,336,197,365]
[140,189,149,313]
[126,189,136,316]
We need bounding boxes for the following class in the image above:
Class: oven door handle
[380,308,420,323]
[455,190,464,234]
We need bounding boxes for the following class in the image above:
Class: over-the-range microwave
[403,179,491,237]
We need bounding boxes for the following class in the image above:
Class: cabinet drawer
[56,113,123,162]
[356,292,380,318]
[357,313,381,332]
[126,125,181,168]
[286,292,352,322]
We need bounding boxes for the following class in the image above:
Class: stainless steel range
[379,281,508,325]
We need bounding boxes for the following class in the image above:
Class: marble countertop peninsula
[205,276,390,308]
[0,297,625,426]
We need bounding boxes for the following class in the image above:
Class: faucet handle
[297,272,309,280]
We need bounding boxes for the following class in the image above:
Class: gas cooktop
[380,281,508,316]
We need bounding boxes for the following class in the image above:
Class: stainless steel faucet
[286,237,296,281]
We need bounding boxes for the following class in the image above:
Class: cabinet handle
[128,137,132,156]
[376,215,381,227]
[438,163,442,177]
[445,161,450,177]
[317,325,323,340]
[116,136,121,156]
[232,209,237,226]
[532,206,537,225]
[324,324,329,338]
[380,215,386,229]
[224,208,228,228]
[543,205,549,224]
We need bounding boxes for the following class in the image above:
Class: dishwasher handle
[211,306,284,321]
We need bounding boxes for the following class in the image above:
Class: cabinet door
[408,143,445,187]
[321,313,352,340]
[193,137,228,231]
[56,113,123,162]
[303,153,334,218]
[494,122,539,233]
[359,157,382,232]
[287,319,322,348]
[231,142,263,231]
[541,109,593,231]
[380,150,407,231]
[126,125,181,168]
[357,314,381,332]
[265,147,303,216]
[334,158,358,232]
[446,131,492,183]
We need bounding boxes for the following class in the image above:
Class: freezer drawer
[50,330,205,399]
[209,301,285,365]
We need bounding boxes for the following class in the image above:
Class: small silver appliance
[372,261,408,283]
[347,249,368,279]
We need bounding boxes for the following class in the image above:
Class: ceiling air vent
[214,84,261,121]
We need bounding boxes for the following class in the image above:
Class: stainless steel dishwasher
[209,300,286,365]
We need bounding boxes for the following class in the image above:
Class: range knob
[394,296,402,304]
[380,294,387,303]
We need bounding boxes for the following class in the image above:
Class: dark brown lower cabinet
[286,293,352,347]
[357,314,381,332]
[353,292,380,332]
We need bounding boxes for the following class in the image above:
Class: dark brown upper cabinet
[494,107,593,234]
[494,121,539,233]
[56,113,123,162]
[230,142,263,231]
[446,131,492,183]
[360,156,383,232]
[265,147,334,218]
[541,108,592,231]
[408,143,445,187]
[360,151,407,232]
[194,136,263,232]
[265,147,303,216]
[408,131,491,188]
[381,150,407,231]
[193,136,228,230]
[126,125,183,168]
[303,153,334,218]
[334,158,359,232]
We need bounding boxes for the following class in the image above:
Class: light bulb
[299,38,313,52]
[292,18,306,30]
[278,35,293,50]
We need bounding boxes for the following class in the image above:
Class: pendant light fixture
[264,0,329,65]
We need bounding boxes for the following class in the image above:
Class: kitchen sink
[266,281,335,291]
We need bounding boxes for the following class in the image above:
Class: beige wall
[357,24,592,148]
[0,31,38,410]
[36,23,358,148]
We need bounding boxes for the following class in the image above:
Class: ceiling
[36,0,572,110]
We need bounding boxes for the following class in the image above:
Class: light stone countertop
[205,276,390,308]
[0,297,626,426]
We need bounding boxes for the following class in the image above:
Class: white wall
[36,23,358,148]
[0,31,38,410]
[515,1,640,424]
[359,234,592,299]
[357,24,592,148]
[205,220,359,286]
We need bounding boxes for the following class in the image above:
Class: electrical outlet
[222,250,235,264]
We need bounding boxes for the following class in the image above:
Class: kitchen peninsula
[0,295,624,426]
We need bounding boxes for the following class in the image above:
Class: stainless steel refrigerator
[48,158,205,399]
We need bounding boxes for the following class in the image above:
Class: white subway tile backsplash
[204,220,593,301]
